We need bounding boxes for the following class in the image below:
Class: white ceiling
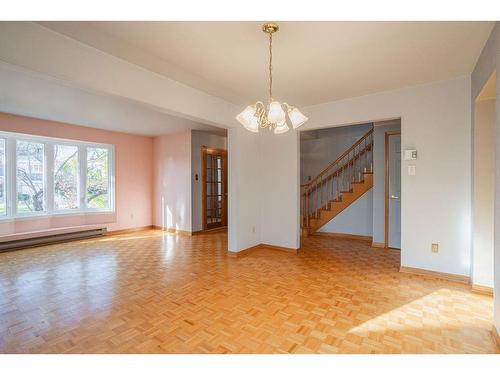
[40,21,494,107]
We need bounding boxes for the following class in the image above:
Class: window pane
[0,139,5,216]
[86,147,110,209]
[54,144,79,210]
[17,141,45,213]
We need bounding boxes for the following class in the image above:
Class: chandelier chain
[269,32,273,101]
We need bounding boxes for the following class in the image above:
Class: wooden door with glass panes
[202,147,227,230]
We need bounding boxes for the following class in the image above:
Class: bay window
[0,131,114,220]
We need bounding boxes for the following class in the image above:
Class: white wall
[472,99,495,288]
[260,129,301,250]
[372,122,401,244]
[227,127,261,252]
[191,130,227,232]
[318,190,373,236]
[153,131,192,233]
[228,127,300,252]
[301,76,472,276]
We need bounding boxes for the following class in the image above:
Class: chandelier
[236,23,308,134]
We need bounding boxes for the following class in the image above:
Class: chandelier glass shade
[236,23,308,134]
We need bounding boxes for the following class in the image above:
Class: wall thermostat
[404,149,417,160]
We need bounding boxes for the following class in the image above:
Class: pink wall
[153,131,192,232]
[0,112,153,234]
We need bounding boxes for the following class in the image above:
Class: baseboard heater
[0,226,107,252]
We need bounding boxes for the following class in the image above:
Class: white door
[388,134,401,249]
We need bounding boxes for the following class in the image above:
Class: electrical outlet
[432,243,439,253]
[252,226,256,234]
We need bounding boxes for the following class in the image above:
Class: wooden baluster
[358,144,361,182]
[344,155,346,189]
[342,157,345,192]
[317,178,320,217]
[371,134,373,172]
[353,147,356,183]
[358,145,360,182]
[357,144,360,181]
[333,165,336,201]
[349,151,354,191]
[345,155,348,191]
[361,139,364,175]
[369,135,371,172]
[349,151,352,190]
[336,166,339,200]
[347,153,349,190]
[322,175,325,210]
[351,150,354,188]
[319,179,321,215]
[347,154,349,190]
[325,175,327,209]
[328,174,334,203]
[355,145,358,182]
[364,137,367,174]
[334,168,337,201]
[368,133,370,172]
[354,145,361,182]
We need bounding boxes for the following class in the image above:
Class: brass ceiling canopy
[262,22,279,34]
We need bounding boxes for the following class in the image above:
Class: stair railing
[301,128,374,229]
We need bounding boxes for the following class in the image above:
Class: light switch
[408,165,416,175]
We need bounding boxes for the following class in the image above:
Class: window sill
[0,210,115,224]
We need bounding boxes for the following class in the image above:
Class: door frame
[384,131,401,248]
[201,146,228,231]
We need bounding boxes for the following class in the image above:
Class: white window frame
[84,145,115,213]
[15,137,47,216]
[0,130,115,222]
[0,137,7,217]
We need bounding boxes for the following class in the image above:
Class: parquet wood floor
[0,230,497,354]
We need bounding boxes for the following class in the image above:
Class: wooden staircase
[301,128,374,236]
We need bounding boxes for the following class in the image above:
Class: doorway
[385,131,401,249]
[472,71,495,289]
[202,146,227,230]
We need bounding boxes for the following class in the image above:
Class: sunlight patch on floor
[349,288,493,335]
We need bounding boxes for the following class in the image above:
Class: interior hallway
[0,231,497,354]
